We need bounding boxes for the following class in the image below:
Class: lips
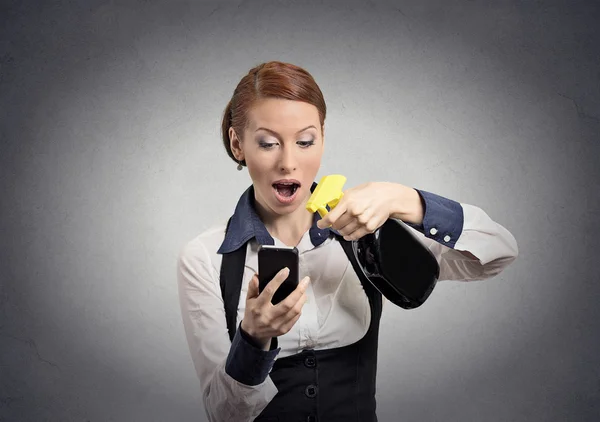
[272,179,301,187]
[272,179,301,194]
[272,179,301,204]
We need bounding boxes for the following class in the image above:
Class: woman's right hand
[240,268,310,350]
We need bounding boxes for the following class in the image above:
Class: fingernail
[302,276,310,286]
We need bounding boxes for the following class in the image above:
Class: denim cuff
[405,189,464,249]
[224,322,281,386]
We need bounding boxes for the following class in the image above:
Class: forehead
[246,98,320,132]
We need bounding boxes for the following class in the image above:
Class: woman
[177,61,518,422]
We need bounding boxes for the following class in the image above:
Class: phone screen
[258,245,299,305]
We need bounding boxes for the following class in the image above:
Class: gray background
[1,0,599,421]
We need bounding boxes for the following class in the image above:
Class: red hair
[221,61,326,167]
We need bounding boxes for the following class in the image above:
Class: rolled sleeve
[405,188,464,249]
[225,322,281,386]
[402,193,518,281]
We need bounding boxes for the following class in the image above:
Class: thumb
[246,274,260,300]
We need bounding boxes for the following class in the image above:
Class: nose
[278,143,297,172]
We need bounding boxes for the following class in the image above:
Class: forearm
[388,186,518,280]
[177,243,280,422]
[203,360,279,422]
[201,323,281,421]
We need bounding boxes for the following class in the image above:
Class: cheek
[246,159,270,184]
[301,151,322,171]
[245,151,266,170]
[246,165,262,183]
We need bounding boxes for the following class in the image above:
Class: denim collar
[217,182,336,254]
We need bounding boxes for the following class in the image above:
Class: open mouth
[272,182,300,198]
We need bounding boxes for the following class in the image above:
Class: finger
[341,210,376,236]
[317,215,330,229]
[246,274,261,301]
[352,224,377,240]
[275,291,308,323]
[292,276,311,298]
[337,204,372,233]
[322,209,348,230]
[279,310,303,335]
[338,200,372,225]
[330,210,351,231]
[337,218,360,236]
[356,207,374,226]
[331,201,371,231]
[345,219,381,241]
[283,292,307,321]
[317,202,347,229]
[272,276,310,316]
[258,267,290,305]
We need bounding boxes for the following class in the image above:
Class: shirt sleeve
[226,322,280,386]
[177,239,280,422]
[404,189,519,281]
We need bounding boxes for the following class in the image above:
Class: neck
[253,191,314,246]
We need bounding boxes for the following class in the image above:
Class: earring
[237,160,243,171]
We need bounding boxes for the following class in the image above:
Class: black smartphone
[258,245,299,305]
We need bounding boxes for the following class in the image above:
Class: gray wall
[1,0,598,421]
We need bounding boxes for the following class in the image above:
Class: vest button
[306,415,317,422]
[304,356,316,368]
[304,384,318,398]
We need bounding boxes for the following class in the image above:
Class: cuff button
[429,227,438,235]
[443,235,451,242]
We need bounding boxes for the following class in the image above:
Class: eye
[298,139,315,148]
[258,139,278,150]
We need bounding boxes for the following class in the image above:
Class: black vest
[220,221,383,422]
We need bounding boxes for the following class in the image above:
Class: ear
[229,127,245,161]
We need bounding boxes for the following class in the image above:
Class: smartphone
[258,245,299,305]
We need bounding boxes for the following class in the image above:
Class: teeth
[273,182,299,197]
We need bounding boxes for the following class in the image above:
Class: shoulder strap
[220,217,247,343]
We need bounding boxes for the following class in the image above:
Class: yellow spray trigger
[306,175,347,218]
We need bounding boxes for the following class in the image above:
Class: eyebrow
[255,125,316,139]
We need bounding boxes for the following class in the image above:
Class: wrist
[389,184,424,225]
[240,320,271,351]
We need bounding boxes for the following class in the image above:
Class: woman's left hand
[316,182,424,241]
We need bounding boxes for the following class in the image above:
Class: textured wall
[1,0,598,421]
